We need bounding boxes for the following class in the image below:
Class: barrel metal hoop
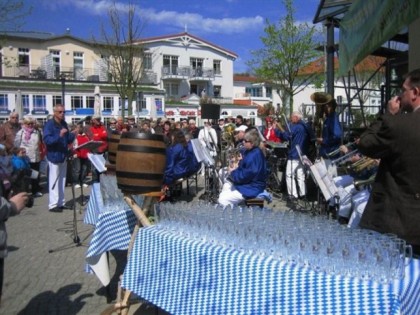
[117,144,166,154]
[116,170,164,180]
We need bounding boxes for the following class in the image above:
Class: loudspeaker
[201,104,220,120]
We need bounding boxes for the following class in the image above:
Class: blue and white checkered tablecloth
[86,209,137,258]
[84,183,104,225]
[122,226,420,315]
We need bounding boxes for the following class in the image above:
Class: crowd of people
[1,67,420,302]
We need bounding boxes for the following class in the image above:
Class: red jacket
[89,124,108,153]
[75,134,90,159]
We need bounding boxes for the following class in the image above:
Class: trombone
[327,142,356,158]
[349,157,378,173]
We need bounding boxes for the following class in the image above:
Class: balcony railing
[140,70,158,84]
[190,67,214,80]
[161,65,191,79]
[1,64,109,82]
[161,65,214,80]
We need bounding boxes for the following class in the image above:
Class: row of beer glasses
[99,174,131,212]
[154,201,412,283]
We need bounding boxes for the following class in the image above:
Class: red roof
[233,99,252,105]
[233,74,259,82]
[299,55,386,75]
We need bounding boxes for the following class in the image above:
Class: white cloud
[58,0,263,35]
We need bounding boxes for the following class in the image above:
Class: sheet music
[88,153,107,173]
[190,139,215,167]
[309,160,338,201]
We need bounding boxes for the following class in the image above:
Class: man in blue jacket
[275,112,314,200]
[218,129,266,207]
[43,104,76,212]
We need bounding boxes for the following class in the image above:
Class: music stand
[191,139,220,202]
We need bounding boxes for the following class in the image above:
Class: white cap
[235,125,248,132]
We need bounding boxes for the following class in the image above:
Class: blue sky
[22,0,321,73]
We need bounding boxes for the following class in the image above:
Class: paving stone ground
[1,173,317,315]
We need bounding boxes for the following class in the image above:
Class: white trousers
[218,181,244,207]
[48,160,67,209]
[285,159,306,198]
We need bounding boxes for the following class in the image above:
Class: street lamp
[60,73,66,105]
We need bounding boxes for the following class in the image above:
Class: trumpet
[331,149,359,165]
[327,142,357,158]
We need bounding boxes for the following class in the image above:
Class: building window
[53,95,62,106]
[163,55,179,75]
[73,52,84,79]
[144,53,152,70]
[18,48,30,66]
[266,87,272,98]
[214,85,221,98]
[71,96,83,110]
[32,95,46,111]
[22,95,29,113]
[213,60,221,75]
[164,83,179,97]
[0,94,8,111]
[86,96,95,108]
[245,87,262,97]
[50,50,61,78]
[190,57,204,76]
[103,96,113,111]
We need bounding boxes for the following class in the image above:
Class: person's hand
[9,192,28,214]
[339,145,349,154]
[387,96,401,115]
[60,128,68,137]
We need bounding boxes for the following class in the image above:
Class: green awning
[338,0,420,76]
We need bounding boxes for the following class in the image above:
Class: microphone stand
[48,154,83,253]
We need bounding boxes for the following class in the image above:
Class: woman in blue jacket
[163,129,190,185]
[218,129,267,207]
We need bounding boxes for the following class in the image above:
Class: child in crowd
[10,147,33,206]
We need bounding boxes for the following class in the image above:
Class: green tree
[93,1,146,118]
[247,0,322,116]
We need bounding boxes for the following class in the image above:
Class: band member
[218,129,266,207]
[275,112,314,200]
[317,98,342,159]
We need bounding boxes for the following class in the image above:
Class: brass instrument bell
[310,92,333,138]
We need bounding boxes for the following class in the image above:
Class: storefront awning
[338,0,420,76]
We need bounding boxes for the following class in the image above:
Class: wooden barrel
[107,133,120,164]
[116,132,166,194]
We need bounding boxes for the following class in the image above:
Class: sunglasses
[55,111,64,113]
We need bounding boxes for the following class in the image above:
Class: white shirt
[198,126,218,156]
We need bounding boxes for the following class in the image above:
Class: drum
[107,133,120,164]
[116,132,166,194]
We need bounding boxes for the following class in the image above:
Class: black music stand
[48,141,104,253]
[191,139,220,203]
